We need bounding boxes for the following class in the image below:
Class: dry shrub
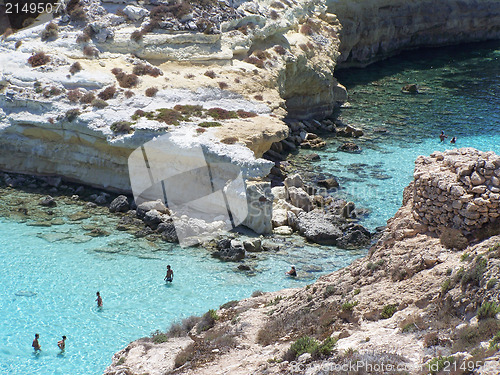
[68,0,87,22]
[274,45,287,55]
[83,45,99,58]
[452,319,500,352]
[41,22,59,41]
[185,73,195,79]
[80,92,95,104]
[65,108,80,121]
[174,342,195,368]
[156,108,183,125]
[76,33,90,43]
[307,41,314,50]
[43,86,62,97]
[218,82,228,90]
[91,98,108,108]
[111,68,123,76]
[196,127,206,133]
[133,63,162,77]
[254,94,263,101]
[236,110,257,118]
[243,56,264,69]
[220,137,239,145]
[300,24,313,35]
[253,50,271,60]
[145,87,158,97]
[270,10,279,20]
[173,104,203,117]
[15,41,22,49]
[399,314,425,333]
[207,107,237,120]
[204,70,216,79]
[48,117,55,124]
[124,90,135,99]
[97,86,116,100]
[69,62,82,74]
[257,304,337,346]
[116,73,139,89]
[270,1,285,9]
[67,89,82,102]
[423,332,439,347]
[130,30,143,42]
[299,43,309,52]
[111,121,134,134]
[234,78,241,83]
[28,52,50,67]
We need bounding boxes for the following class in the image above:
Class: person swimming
[285,265,297,277]
[450,137,457,144]
[439,131,448,142]
[164,265,174,282]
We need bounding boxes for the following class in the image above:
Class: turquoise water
[310,41,500,229]
[1,41,499,375]
[0,218,358,375]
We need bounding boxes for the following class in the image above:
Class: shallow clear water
[1,41,499,375]
[0,217,358,375]
[307,41,500,229]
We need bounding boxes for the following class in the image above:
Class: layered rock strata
[413,148,500,235]
[329,0,500,67]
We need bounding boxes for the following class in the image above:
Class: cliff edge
[104,149,500,375]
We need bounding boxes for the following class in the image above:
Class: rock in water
[338,142,361,153]
[317,177,339,189]
[40,195,56,207]
[297,210,342,245]
[109,195,130,213]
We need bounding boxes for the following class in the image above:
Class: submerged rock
[338,142,361,153]
[40,195,56,207]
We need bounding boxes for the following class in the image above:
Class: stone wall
[412,148,500,234]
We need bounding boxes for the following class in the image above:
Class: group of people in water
[31,334,66,353]
[32,263,297,353]
[31,292,103,353]
[440,130,457,144]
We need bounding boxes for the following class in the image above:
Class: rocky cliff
[329,0,500,67]
[104,150,500,375]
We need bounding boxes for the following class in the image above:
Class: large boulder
[109,195,130,213]
[213,239,245,261]
[288,186,313,212]
[338,142,361,153]
[337,224,371,249]
[136,200,168,218]
[143,209,163,229]
[242,181,273,234]
[123,5,149,21]
[297,210,342,245]
[272,208,288,227]
[284,174,304,190]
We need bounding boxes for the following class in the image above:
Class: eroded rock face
[329,0,500,67]
[412,148,500,234]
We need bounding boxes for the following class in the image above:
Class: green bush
[428,356,456,375]
[381,304,398,319]
[220,300,239,310]
[197,309,218,332]
[207,107,238,120]
[151,330,169,344]
[441,279,452,294]
[490,331,500,349]
[341,301,358,312]
[461,256,488,288]
[316,336,337,357]
[110,121,134,134]
[285,336,319,361]
[477,302,499,320]
[155,108,183,125]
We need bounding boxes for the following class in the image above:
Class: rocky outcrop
[104,151,500,375]
[412,148,500,235]
[329,0,500,67]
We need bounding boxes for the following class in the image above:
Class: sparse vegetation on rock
[28,52,50,67]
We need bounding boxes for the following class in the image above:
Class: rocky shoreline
[103,149,500,375]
